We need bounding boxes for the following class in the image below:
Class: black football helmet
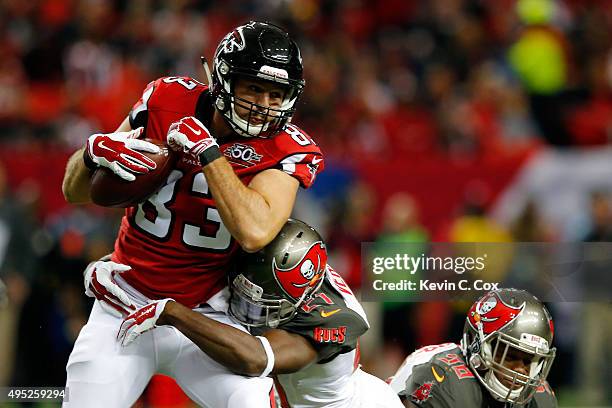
[211,21,305,138]
[460,289,556,404]
[229,219,327,329]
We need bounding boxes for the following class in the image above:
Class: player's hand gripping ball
[166,116,220,165]
[88,129,177,207]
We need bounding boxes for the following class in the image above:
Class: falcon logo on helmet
[221,27,247,54]
[467,292,524,334]
[272,242,326,300]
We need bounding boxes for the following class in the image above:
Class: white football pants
[63,299,273,408]
[351,369,404,408]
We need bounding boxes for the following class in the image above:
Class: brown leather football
[90,139,177,208]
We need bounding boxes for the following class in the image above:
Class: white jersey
[276,350,357,407]
[273,267,402,408]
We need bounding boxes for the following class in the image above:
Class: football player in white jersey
[118,219,403,408]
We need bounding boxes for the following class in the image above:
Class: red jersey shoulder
[135,76,207,113]
[274,124,320,153]
[265,123,324,189]
[129,76,208,138]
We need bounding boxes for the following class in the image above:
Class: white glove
[84,260,136,317]
[117,299,173,347]
[85,127,160,181]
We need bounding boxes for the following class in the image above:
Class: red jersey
[111,76,324,307]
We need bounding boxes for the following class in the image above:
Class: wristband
[256,336,275,378]
[198,145,222,167]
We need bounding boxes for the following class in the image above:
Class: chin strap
[485,369,523,402]
[200,56,213,86]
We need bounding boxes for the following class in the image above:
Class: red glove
[85,127,160,181]
[166,116,221,165]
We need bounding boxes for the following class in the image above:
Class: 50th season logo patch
[223,143,263,166]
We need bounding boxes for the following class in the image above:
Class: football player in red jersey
[61,22,323,407]
[115,219,403,408]
[387,289,558,408]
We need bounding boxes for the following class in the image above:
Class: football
[90,139,177,208]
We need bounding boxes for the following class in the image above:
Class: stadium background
[0,0,610,406]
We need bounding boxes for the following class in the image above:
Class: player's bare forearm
[62,147,93,204]
[161,301,268,376]
[160,301,317,375]
[202,159,299,252]
[62,117,133,204]
[260,328,318,374]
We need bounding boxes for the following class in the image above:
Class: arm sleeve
[403,363,483,408]
[281,309,368,362]
[272,124,324,189]
[277,151,324,189]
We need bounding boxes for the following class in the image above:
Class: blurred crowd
[1,0,611,153]
[0,0,611,406]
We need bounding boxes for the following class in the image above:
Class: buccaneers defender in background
[388,289,558,408]
[61,22,323,407]
[116,219,404,408]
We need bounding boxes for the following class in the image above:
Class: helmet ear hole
[470,354,484,369]
[215,98,226,111]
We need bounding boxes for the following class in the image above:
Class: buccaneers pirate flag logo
[272,242,326,300]
[468,291,525,334]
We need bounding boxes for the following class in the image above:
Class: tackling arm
[160,300,317,376]
[61,117,132,203]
